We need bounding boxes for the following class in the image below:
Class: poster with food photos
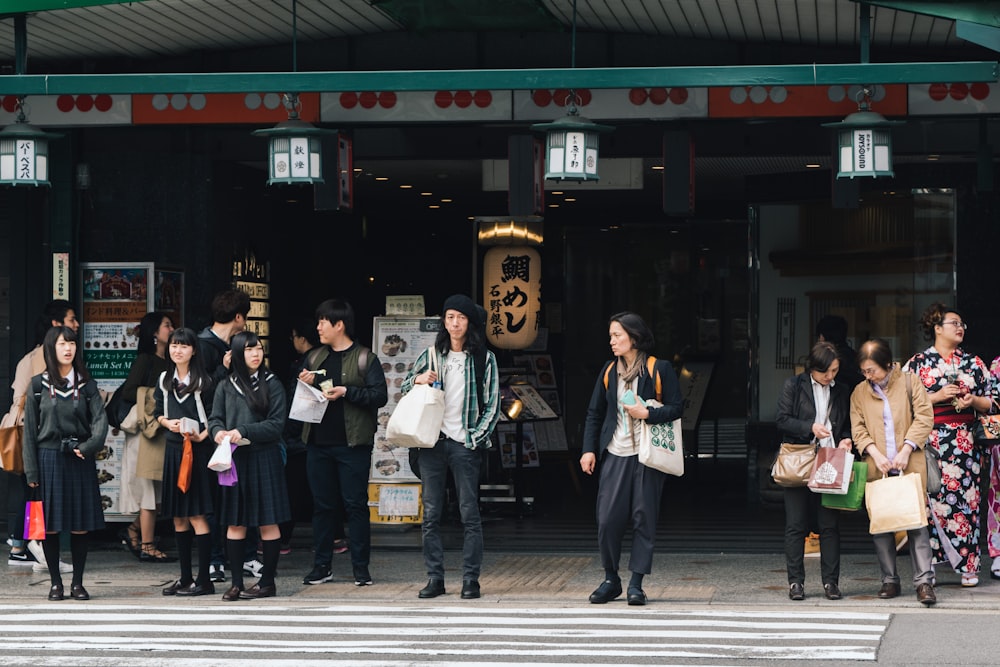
[498,423,540,469]
[81,262,154,519]
[370,316,443,482]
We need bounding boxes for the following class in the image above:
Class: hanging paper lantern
[483,246,541,350]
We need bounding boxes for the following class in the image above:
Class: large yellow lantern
[483,246,541,350]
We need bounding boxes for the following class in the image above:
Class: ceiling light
[651,165,664,171]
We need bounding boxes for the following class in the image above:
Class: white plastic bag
[207,436,233,472]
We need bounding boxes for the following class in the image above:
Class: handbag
[104,384,131,430]
[386,348,446,448]
[807,448,854,495]
[976,403,1000,440]
[208,438,233,472]
[865,472,927,534]
[821,462,867,511]
[924,445,942,495]
[23,489,45,541]
[119,402,140,435]
[770,442,818,487]
[636,399,684,476]
[0,395,26,474]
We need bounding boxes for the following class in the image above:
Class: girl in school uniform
[22,326,109,601]
[156,327,216,596]
[208,331,289,600]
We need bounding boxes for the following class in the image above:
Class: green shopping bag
[821,462,867,511]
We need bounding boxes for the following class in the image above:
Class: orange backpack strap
[603,357,662,403]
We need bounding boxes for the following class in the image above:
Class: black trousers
[596,452,666,575]
[784,485,841,586]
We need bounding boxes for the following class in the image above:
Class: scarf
[617,352,648,386]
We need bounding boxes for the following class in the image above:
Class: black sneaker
[303,565,333,585]
[353,566,373,586]
[209,564,226,583]
[8,549,36,566]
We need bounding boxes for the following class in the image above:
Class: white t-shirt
[441,350,467,442]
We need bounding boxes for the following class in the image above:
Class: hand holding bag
[807,448,855,495]
[865,472,927,534]
[771,441,818,487]
[821,461,867,511]
[0,395,26,473]
[386,348,446,448]
[208,436,233,472]
[23,488,45,541]
[976,399,1000,440]
[636,399,684,476]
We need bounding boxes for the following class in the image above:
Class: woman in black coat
[775,341,853,601]
[580,312,683,606]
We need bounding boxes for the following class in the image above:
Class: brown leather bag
[770,441,818,487]
[0,396,26,474]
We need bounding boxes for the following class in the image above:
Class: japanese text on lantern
[484,246,541,350]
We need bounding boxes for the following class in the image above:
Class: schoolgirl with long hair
[22,326,109,600]
[156,327,217,596]
[207,330,289,600]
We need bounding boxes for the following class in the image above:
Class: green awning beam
[0,62,994,96]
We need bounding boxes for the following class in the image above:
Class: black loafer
[418,579,446,599]
[162,579,190,596]
[589,579,622,604]
[627,587,647,606]
[69,584,90,601]
[788,582,805,601]
[47,584,64,601]
[461,580,481,599]
[176,582,215,597]
[823,583,842,600]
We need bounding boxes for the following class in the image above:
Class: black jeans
[306,445,371,568]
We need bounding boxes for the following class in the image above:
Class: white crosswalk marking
[0,604,889,664]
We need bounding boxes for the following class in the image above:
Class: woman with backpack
[581,312,683,606]
[22,326,109,600]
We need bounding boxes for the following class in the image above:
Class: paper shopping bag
[23,499,45,541]
[865,473,927,534]
[821,462,867,511]
[808,448,855,495]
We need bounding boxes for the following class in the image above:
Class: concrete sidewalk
[4,537,1000,610]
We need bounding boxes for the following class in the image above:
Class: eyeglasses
[942,320,968,329]
[860,367,882,377]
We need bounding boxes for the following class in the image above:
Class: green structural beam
[855,1,1000,28]
[0,62,995,95]
[0,0,144,15]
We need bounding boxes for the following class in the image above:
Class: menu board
[80,262,154,518]
[370,316,443,481]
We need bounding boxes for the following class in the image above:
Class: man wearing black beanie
[400,294,500,600]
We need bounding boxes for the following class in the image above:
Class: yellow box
[368,483,423,524]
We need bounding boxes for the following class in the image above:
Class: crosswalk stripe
[0,604,889,663]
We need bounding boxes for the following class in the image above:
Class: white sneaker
[243,559,264,578]
[27,540,73,573]
[33,560,72,573]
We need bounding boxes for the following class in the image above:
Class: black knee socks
[175,530,194,584]
[258,538,281,588]
[227,538,245,590]
[42,536,62,586]
[195,533,212,587]
[70,533,88,587]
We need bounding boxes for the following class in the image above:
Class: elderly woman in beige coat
[851,338,935,605]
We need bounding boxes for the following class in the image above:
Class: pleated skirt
[161,440,215,519]
[38,448,106,533]
[217,444,290,527]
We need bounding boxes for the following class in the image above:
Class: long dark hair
[230,330,269,415]
[42,326,90,389]
[165,327,211,396]
[136,311,170,356]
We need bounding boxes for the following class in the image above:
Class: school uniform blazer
[582,357,683,458]
[775,372,852,445]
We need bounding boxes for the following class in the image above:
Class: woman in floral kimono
[904,303,992,587]
[985,356,1000,580]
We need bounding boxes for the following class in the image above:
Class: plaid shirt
[401,346,500,450]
